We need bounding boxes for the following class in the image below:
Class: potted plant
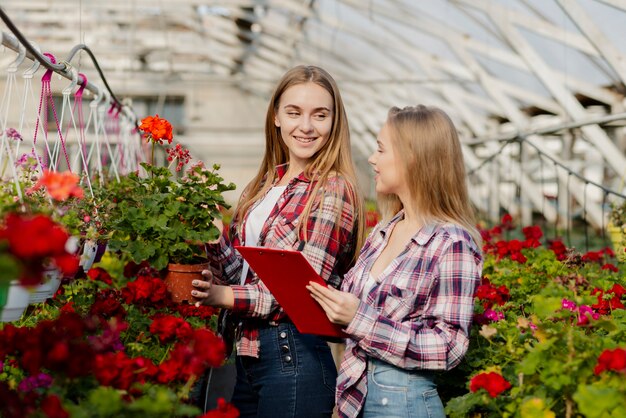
[0,152,89,304]
[0,211,80,321]
[105,115,236,302]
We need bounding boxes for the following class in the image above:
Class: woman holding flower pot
[192,65,365,417]
[308,105,483,418]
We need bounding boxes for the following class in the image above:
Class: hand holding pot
[193,270,234,309]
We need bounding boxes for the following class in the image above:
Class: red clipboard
[235,246,347,338]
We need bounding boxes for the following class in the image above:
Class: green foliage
[106,162,235,270]
[63,385,201,417]
[443,246,626,418]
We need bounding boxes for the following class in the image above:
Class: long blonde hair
[378,105,481,246]
[234,65,365,255]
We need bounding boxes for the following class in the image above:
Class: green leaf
[530,295,562,319]
[0,253,20,282]
[573,383,626,418]
[86,386,124,416]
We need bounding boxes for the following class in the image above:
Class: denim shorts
[232,321,337,417]
[362,358,445,418]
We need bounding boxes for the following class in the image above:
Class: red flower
[28,170,84,201]
[139,114,173,144]
[475,278,510,309]
[469,371,511,397]
[548,239,568,261]
[93,351,137,390]
[200,398,240,418]
[1,214,67,259]
[594,348,626,375]
[149,314,193,344]
[501,213,514,230]
[59,301,76,314]
[165,143,192,171]
[40,395,69,418]
[601,263,619,273]
[89,291,126,319]
[123,260,155,278]
[493,239,527,264]
[591,284,625,314]
[176,303,218,319]
[87,267,113,285]
[522,225,542,248]
[0,213,79,286]
[582,250,604,264]
[365,210,379,229]
[122,276,170,306]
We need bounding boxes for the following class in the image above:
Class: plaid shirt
[336,212,482,417]
[206,164,357,357]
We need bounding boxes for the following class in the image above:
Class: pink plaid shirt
[336,212,482,417]
[206,164,357,357]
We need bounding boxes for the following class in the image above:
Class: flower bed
[0,262,237,417]
[442,215,626,417]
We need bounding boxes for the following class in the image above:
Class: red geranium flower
[0,213,79,286]
[149,314,193,344]
[139,114,173,144]
[28,170,84,201]
[87,267,113,285]
[594,348,626,375]
[469,371,511,397]
[200,398,240,418]
[40,394,69,418]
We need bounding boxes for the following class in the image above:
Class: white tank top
[238,185,287,284]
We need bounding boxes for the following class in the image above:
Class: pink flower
[484,309,505,322]
[577,305,600,326]
[561,298,577,311]
[5,128,22,141]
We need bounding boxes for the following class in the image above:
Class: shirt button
[280,344,290,353]
[279,331,287,339]
[284,355,292,363]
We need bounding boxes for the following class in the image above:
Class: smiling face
[274,82,334,172]
[368,122,406,196]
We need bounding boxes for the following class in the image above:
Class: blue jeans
[362,359,445,418]
[232,321,337,417]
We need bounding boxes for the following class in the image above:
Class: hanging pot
[29,269,62,304]
[79,239,99,273]
[0,281,30,322]
[164,262,209,304]
[93,241,108,264]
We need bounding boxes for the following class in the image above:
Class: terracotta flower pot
[164,262,209,303]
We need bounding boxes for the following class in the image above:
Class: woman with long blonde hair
[193,65,365,417]
[309,105,483,418]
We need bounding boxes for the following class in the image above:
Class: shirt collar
[274,163,312,184]
[378,210,439,246]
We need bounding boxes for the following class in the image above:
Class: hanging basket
[79,239,99,273]
[0,281,30,323]
[164,262,209,304]
[28,269,62,304]
[608,224,626,262]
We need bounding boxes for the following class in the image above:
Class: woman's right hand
[193,269,234,309]
[192,270,213,306]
